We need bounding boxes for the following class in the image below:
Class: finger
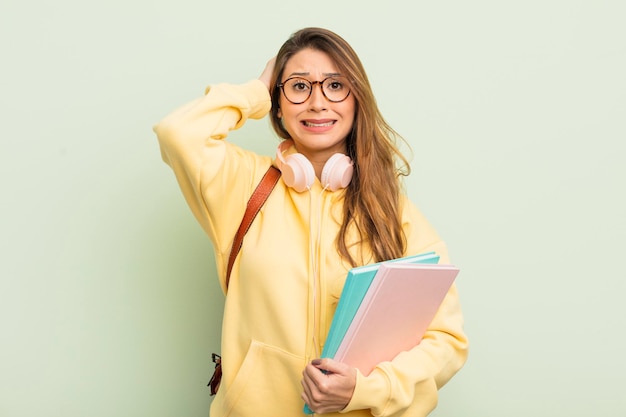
[301,366,322,412]
[305,362,331,393]
[312,358,347,375]
[301,364,316,390]
[300,378,312,406]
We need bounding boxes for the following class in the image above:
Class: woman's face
[277,48,356,161]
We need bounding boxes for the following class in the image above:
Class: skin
[259,53,358,413]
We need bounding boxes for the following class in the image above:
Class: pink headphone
[275,140,354,192]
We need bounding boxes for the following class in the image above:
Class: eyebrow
[286,72,342,78]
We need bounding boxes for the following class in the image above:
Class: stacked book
[304,252,459,414]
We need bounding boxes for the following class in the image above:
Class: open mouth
[302,120,336,127]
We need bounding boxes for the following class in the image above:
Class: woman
[154,27,468,417]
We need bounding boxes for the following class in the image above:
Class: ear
[277,107,282,119]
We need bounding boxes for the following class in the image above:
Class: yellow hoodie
[154,79,468,417]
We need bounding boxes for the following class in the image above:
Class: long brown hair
[269,27,410,266]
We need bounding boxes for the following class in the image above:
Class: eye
[290,79,310,92]
[326,79,345,91]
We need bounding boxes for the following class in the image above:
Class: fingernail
[311,359,322,366]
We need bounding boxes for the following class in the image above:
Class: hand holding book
[301,358,357,414]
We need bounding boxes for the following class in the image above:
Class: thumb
[312,358,350,375]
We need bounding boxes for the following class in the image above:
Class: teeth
[304,121,334,127]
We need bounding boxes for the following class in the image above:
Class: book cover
[321,252,440,360]
[333,263,459,376]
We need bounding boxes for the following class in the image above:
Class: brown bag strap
[225,165,281,290]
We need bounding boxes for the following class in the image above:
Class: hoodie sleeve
[342,200,469,417]
[154,79,271,181]
[153,80,273,284]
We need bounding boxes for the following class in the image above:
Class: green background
[1,1,624,416]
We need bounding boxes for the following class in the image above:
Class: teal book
[303,251,440,414]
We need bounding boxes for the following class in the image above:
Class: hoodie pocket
[220,340,305,417]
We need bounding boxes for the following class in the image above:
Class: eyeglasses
[278,76,351,104]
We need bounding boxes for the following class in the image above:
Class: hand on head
[259,57,276,90]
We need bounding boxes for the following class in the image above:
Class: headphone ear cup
[321,154,354,191]
[283,153,315,193]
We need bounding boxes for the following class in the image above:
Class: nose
[307,82,327,111]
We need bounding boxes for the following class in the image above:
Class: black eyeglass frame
[277,76,352,104]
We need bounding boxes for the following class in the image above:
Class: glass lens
[322,77,350,102]
[283,78,312,104]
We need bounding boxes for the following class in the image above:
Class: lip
[301,119,337,131]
